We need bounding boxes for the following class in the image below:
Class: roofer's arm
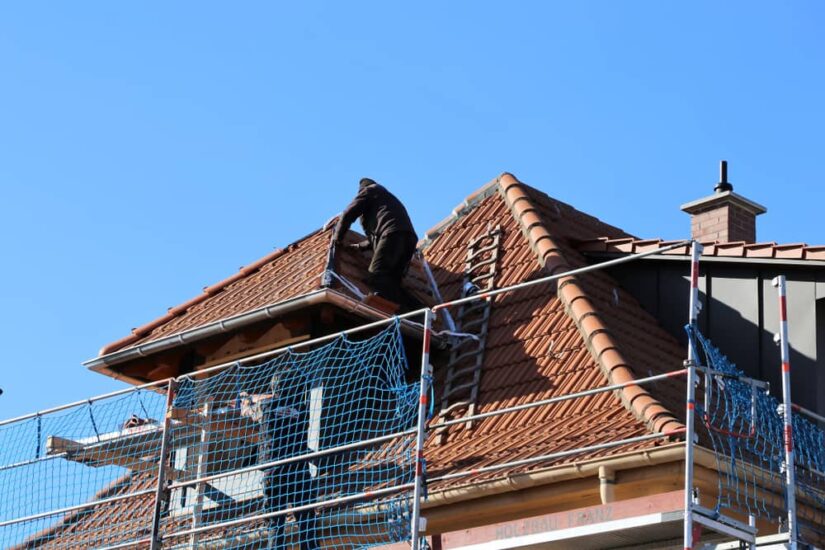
[333,188,370,246]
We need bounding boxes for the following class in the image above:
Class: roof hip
[497,173,683,434]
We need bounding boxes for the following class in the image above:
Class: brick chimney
[680,161,767,243]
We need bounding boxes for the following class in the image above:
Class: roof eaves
[86,288,435,374]
[99,246,291,356]
[86,289,332,372]
[99,229,329,356]
[497,173,683,434]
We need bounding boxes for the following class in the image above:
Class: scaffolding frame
[1,238,823,549]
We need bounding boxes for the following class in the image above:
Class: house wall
[604,258,825,415]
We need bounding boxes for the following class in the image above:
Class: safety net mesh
[687,325,825,541]
[0,385,168,549]
[160,320,418,549]
[0,321,418,549]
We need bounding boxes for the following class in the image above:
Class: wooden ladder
[433,225,502,444]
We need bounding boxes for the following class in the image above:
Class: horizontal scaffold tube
[9,240,689,428]
[428,429,686,484]
[169,428,416,490]
[0,488,155,529]
[161,483,414,541]
[697,366,770,390]
[792,403,825,425]
[432,240,691,312]
[0,452,67,474]
[0,379,171,428]
[95,538,152,550]
[437,369,687,429]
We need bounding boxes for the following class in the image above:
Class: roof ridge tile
[497,173,682,434]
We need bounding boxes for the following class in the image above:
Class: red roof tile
[98,228,431,356]
[418,174,686,489]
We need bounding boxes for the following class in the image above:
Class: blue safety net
[687,325,825,541]
[0,385,168,549]
[0,321,419,549]
[162,320,419,549]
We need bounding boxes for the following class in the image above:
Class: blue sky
[1,1,823,420]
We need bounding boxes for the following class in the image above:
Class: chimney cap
[680,190,767,216]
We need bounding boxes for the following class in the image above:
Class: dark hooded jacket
[333,183,416,249]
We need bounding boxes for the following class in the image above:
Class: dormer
[84,227,437,385]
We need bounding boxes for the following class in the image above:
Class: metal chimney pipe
[715,160,733,193]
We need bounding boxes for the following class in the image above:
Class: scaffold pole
[684,240,702,550]
[150,379,177,550]
[411,308,433,549]
[772,275,798,549]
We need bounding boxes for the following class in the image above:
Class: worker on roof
[333,178,418,307]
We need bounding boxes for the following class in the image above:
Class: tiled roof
[421,174,686,488]
[59,173,698,546]
[11,472,156,549]
[100,229,333,355]
[98,172,692,479]
[98,228,430,356]
[578,237,825,261]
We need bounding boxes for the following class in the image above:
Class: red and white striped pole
[772,275,798,549]
[684,240,702,550]
[411,308,432,549]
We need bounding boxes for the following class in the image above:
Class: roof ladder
[433,225,502,445]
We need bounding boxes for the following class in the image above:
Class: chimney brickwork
[689,203,758,243]
[681,161,766,243]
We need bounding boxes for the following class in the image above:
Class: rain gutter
[83,289,430,376]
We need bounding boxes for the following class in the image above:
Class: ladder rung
[460,303,490,318]
[443,380,478,396]
[466,244,499,263]
[448,348,483,365]
[459,317,489,333]
[467,257,498,273]
[445,367,483,386]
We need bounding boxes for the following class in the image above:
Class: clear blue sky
[1,1,823,420]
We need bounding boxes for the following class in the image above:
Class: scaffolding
[0,240,823,549]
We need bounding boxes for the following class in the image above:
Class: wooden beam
[195,333,311,374]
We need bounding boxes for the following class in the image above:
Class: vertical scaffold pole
[684,240,702,550]
[190,398,213,549]
[151,379,178,550]
[748,382,757,550]
[772,275,798,549]
[411,309,433,550]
